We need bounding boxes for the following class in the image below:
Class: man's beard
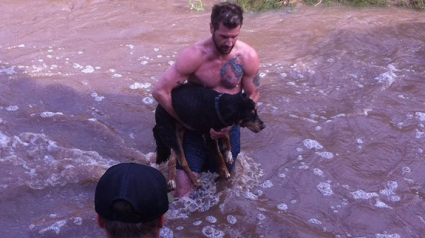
[213,34,234,55]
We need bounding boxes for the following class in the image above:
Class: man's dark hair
[102,200,161,238]
[211,2,244,30]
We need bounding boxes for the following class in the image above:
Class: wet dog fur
[153,83,265,191]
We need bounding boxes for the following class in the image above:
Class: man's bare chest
[189,54,245,90]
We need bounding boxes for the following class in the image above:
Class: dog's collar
[214,94,229,127]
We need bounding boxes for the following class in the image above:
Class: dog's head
[237,93,265,133]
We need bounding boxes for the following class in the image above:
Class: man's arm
[152,47,202,125]
[241,48,260,103]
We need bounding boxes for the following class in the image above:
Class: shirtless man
[152,2,260,198]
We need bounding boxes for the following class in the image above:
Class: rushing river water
[1,0,425,237]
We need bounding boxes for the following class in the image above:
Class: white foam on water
[73,63,83,69]
[331,113,346,119]
[6,105,19,111]
[142,97,154,105]
[415,129,424,139]
[202,225,224,238]
[168,61,175,66]
[73,217,83,225]
[193,220,202,226]
[130,82,151,90]
[351,190,379,199]
[166,172,220,220]
[91,92,105,102]
[206,216,217,224]
[0,131,11,147]
[81,65,94,74]
[277,203,288,211]
[0,65,17,75]
[227,215,237,224]
[1,132,118,190]
[315,151,334,159]
[402,166,411,175]
[316,182,333,196]
[303,139,323,150]
[176,226,184,231]
[375,64,398,87]
[166,153,263,225]
[243,191,258,200]
[376,234,401,238]
[308,218,322,225]
[40,112,64,118]
[159,226,173,238]
[38,220,66,235]
[298,162,309,169]
[257,213,266,221]
[313,168,324,177]
[375,199,392,209]
[416,112,425,121]
[261,180,273,188]
[379,181,401,202]
[278,172,286,178]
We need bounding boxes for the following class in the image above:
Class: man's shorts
[176,125,240,173]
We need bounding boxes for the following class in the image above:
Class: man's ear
[158,215,166,228]
[97,214,105,228]
[210,23,214,35]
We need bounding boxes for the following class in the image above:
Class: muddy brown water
[1,0,425,237]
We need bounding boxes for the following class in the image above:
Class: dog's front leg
[220,135,233,165]
[168,150,177,191]
[206,136,230,179]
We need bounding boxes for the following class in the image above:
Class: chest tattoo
[220,55,243,89]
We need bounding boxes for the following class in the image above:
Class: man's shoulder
[236,40,258,58]
[184,39,211,55]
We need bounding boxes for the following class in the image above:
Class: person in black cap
[95,163,170,238]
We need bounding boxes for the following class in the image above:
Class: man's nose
[225,39,233,46]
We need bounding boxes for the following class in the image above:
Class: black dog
[153,83,265,190]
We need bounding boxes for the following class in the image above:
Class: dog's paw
[220,169,231,180]
[193,179,202,189]
[168,180,176,191]
[225,152,233,165]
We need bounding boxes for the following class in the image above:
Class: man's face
[211,23,240,55]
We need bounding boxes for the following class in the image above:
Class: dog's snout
[260,122,266,130]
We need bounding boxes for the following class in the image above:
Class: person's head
[210,2,244,55]
[95,163,170,238]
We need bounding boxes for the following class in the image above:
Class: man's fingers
[210,127,230,140]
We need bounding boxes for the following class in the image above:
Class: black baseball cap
[95,163,170,223]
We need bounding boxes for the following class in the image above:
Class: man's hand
[210,126,232,140]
